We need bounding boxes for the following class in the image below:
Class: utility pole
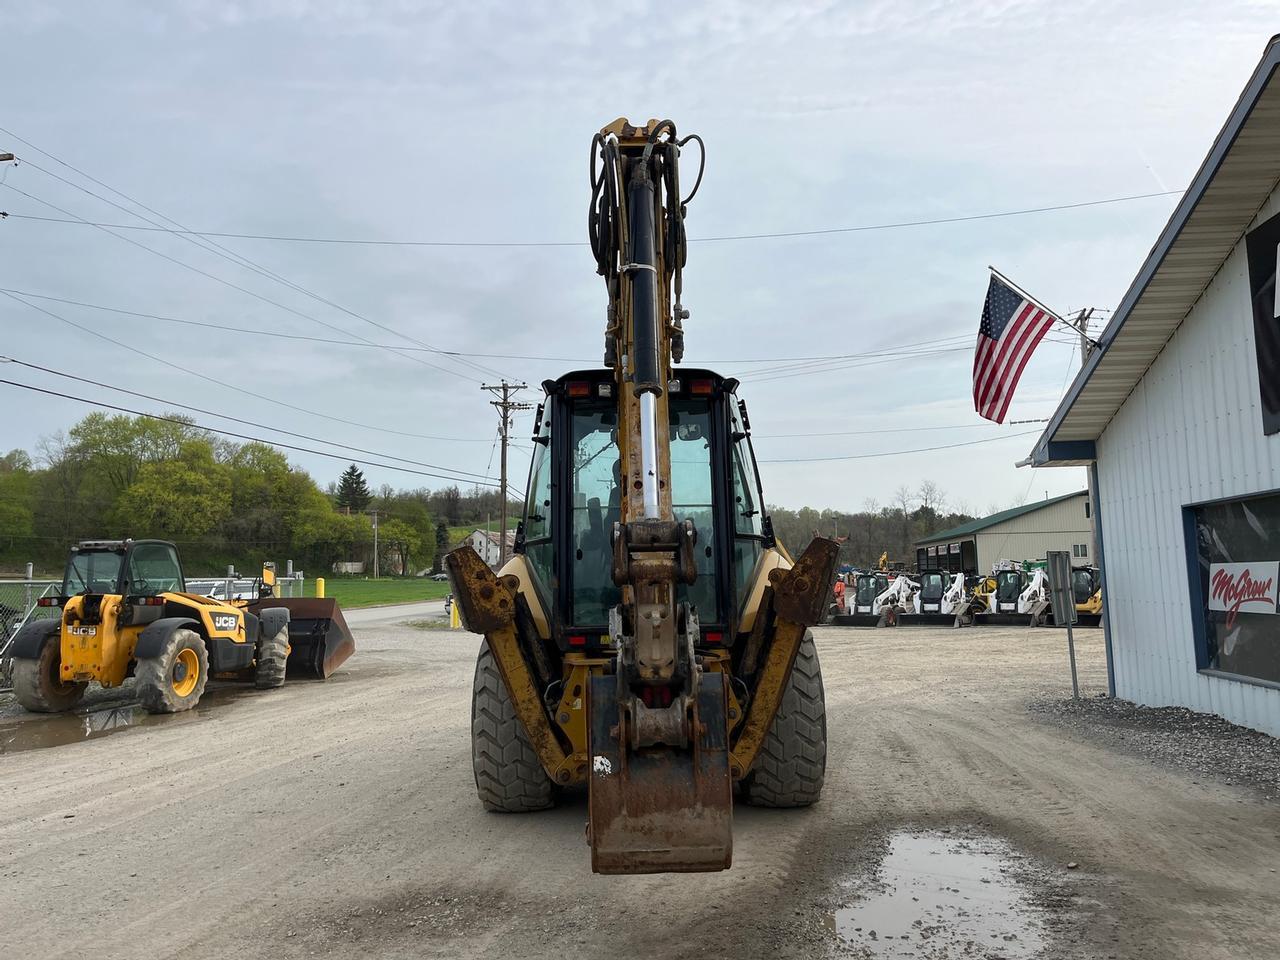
[371,509,379,579]
[481,381,533,568]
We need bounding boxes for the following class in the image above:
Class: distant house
[915,491,1093,576]
[466,529,518,569]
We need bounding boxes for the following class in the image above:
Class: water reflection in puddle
[833,831,1045,958]
[0,685,254,754]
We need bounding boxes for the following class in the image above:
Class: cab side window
[127,544,184,596]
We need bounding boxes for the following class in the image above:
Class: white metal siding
[974,494,1092,573]
[1096,189,1280,736]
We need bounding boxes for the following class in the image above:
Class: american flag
[972,273,1057,423]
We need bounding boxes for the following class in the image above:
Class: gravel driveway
[1,620,1276,959]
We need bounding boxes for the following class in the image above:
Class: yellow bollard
[316,577,326,599]
[450,598,461,629]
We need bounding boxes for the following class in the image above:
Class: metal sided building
[1031,36,1280,736]
[915,491,1092,576]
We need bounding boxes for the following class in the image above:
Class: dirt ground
[2,619,1277,960]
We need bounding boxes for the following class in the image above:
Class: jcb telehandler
[447,119,839,874]
[9,539,354,714]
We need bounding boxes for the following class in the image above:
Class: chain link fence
[0,575,61,692]
[0,567,306,693]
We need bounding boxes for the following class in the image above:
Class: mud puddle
[832,830,1046,958]
[0,684,255,754]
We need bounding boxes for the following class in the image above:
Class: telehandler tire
[136,628,208,714]
[741,630,827,808]
[12,624,86,713]
[253,621,289,689]
[471,639,554,812]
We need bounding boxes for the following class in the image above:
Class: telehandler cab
[447,119,839,874]
[8,539,353,714]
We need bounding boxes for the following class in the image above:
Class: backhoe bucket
[587,672,732,874]
[249,598,355,679]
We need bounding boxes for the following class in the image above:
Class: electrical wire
[0,286,1006,370]
[0,145,508,383]
[0,189,1183,247]
[0,130,511,380]
[1,180,486,385]
[0,289,489,443]
[757,429,1041,463]
[0,376,502,488]
[0,356,495,482]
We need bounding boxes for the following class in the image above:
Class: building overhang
[1033,34,1280,466]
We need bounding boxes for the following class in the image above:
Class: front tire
[471,639,554,812]
[136,628,208,714]
[254,623,289,689]
[741,630,827,808]
[12,625,87,713]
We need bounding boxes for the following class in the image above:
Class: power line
[1,289,487,443]
[0,286,994,369]
[0,156,503,383]
[0,356,494,482]
[0,181,480,386]
[0,376,502,488]
[0,189,1183,247]
[0,131,512,380]
[757,429,1041,463]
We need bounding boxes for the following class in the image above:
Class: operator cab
[917,571,946,611]
[853,573,889,611]
[1072,567,1098,604]
[517,369,772,649]
[62,539,185,598]
[994,569,1026,611]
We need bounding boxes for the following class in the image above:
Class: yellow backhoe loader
[447,119,838,875]
[8,539,353,714]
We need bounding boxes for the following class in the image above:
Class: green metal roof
[916,490,1087,544]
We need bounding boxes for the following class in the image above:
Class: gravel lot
[1030,695,1280,801]
[1,620,1277,959]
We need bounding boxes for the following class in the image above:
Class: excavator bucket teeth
[588,673,733,874]
[249,598,355,679]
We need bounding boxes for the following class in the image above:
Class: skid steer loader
[7,540,353,715]
[447,119,838,874]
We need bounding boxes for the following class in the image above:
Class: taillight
[704,631,724,644]
[691,379,714,395]
[566,381,590,398]
[567,634,587,647]
[36,597,61,607]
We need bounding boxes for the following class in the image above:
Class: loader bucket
[250,597,355,679]
[587,672,732,874]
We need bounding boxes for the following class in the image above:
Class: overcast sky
[1,2,1275,517]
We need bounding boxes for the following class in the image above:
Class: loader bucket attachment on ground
[250,598,355,679]
[588,672,732,874]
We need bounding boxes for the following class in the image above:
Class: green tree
[378,518,422,575]
[336,464,371,513]
[114,440,232,540]
[434,520,449,574]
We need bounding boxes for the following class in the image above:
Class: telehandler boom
[447,119,838,874]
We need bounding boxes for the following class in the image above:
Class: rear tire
[12,626,86,713]
[741,630,827,808]
[136,628,208,714]
[471,639,554,812]
[253,623,289,689]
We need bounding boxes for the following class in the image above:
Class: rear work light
[566,381,591,398]
[597,383,613,398]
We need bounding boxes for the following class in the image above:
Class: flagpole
[988,265,1101,349]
